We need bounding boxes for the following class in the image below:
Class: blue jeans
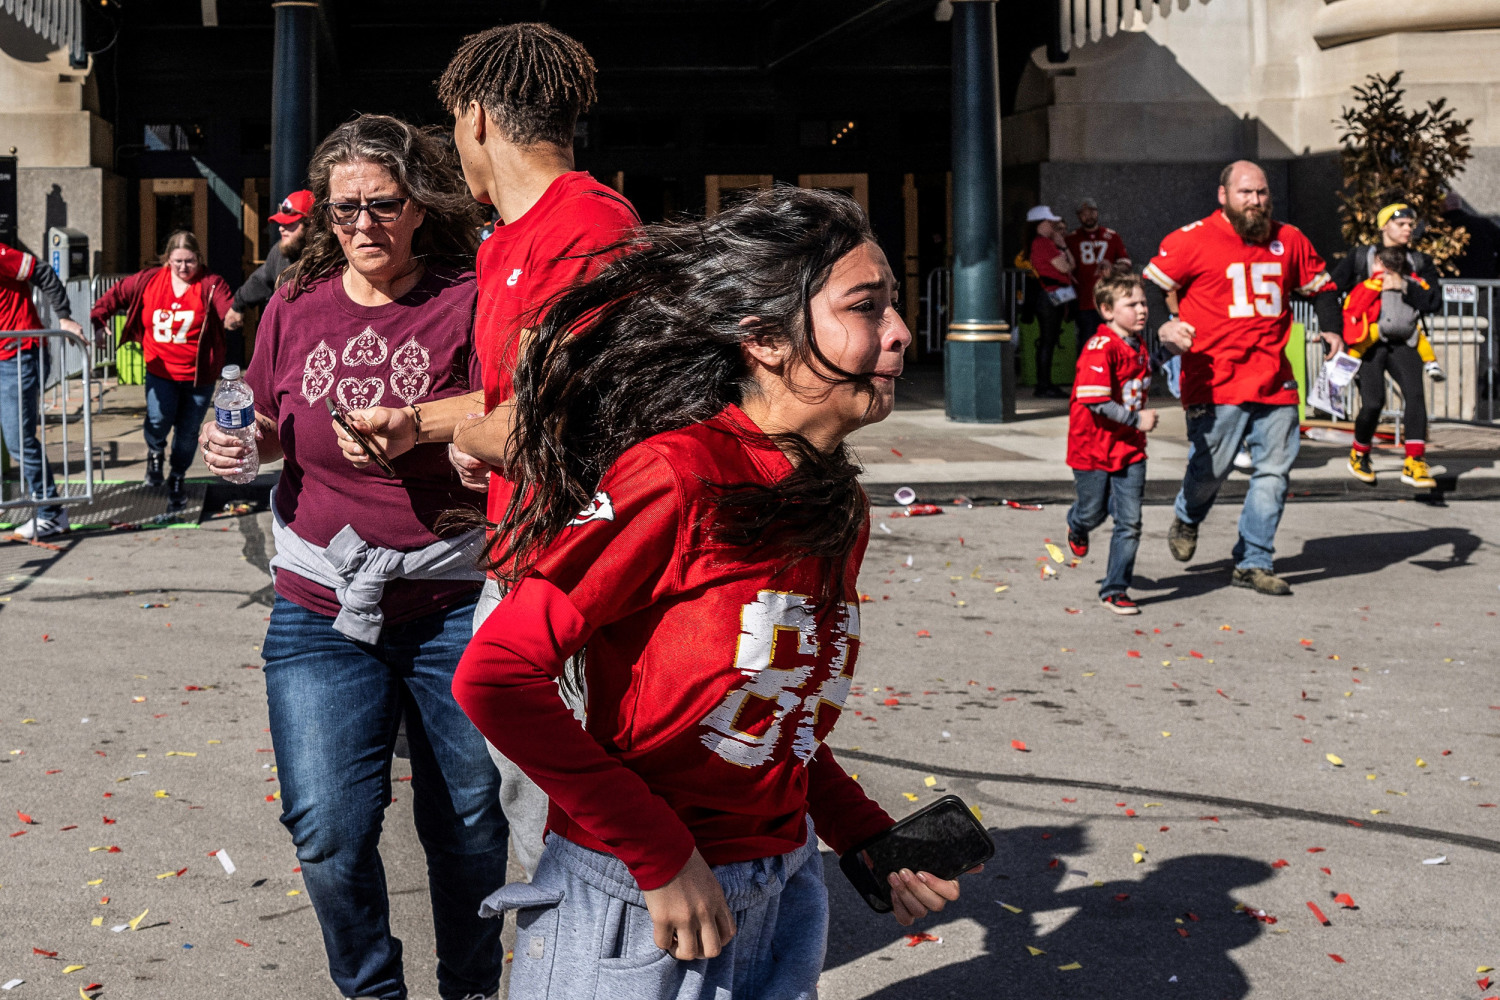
[261,594,508,1000]
[1068,459,1146,598]
[489,822,826,1000]
[0,344,61,522]
[144,372,213,475]
[1174,402,1299,572]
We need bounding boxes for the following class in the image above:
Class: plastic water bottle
[214,365,259,485]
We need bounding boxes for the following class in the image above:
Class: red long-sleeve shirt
[452,406,893,890]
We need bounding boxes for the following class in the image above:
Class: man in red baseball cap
[224,189,314,352]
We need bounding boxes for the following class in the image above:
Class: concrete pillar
[271,2,317,204]
[944,0,1013,423]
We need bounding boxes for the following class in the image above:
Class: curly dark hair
[487,185,880,604]
[283,114,486,299]
[436,23,597,148]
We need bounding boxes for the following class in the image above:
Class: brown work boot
[1167,517,1197,562]
[1231,567,1291,596]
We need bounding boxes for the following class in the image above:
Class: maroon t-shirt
[248,266,484,624]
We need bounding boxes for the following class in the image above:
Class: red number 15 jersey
[1145,210,1330,408]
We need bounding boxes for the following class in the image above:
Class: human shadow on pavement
[1132,526,1481,604]
[822,823,1273,999]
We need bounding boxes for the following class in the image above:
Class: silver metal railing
[920,266,1025,354]
[1,328,97,518]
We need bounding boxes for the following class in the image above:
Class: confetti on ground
[1025,945,1045,956]
[904,933,941,947]
[217,850,236,875]
[1328,954,1346,964]
[1307,902,1331,926]
[1422,856,1448,865]
[1010,740,1028,752]
[127,908,148,932]
[1325,754,1344,766]
[1333,893,1357,909]
[1058,962,1082,971]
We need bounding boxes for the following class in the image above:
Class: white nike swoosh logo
[1090,366,1105,372]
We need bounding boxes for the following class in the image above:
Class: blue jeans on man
[0,344,62,523]
[143,372,213,474]
[1174,402,1299,571]
[261,594,509,1000]
[1068,459,1146,598]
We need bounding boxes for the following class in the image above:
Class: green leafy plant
[1336,71,1472,270]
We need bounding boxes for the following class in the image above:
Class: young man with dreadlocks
[336,23,639,879]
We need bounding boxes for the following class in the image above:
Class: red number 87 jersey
[1144,210,1331,408]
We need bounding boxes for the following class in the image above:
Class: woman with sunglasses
[200,114,510,1000]
[90,229,236,509]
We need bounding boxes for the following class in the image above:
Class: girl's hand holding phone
[888,864,982,926]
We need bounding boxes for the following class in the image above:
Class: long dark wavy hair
[487,185,880,604]
[284,114,486,298]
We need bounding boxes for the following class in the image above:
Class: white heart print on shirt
[342,327,389,366]
[389,338,433,404]
[336,376,386,410]
[301,340,337,404]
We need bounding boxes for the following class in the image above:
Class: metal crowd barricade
[920,266,1024,355]
[1,328,97,520]
[1299,278,1499,427]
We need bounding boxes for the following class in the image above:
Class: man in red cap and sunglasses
[224,189,313,357]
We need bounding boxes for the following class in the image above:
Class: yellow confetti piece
[1144,802,1163,808]
[62,964,85,974]
[1330,654,1340,660]
[1132,852,1145,864]
[1058,962,1082,970]
[1136,843,1146,851]
[81,988,94,1000]
[286,890,301,896]
[1326,754,1344,766]
[91,916,103,927]
[128,908,148,931]
[1416,758,1427,768]
[903,792,919,802]
[270,790,281,800]
[923,776,937,788]
[1367,774,1377,780]
[1386,790,1407,796]
[131,696,146,703]
[1092,880,1104,887]
[956,600,967,607]
[155,871,179,879]
[970,805,983,822]
[1161,660,1171,667]
[994,585,1009,593]
[1000,903,1022,914]
[154,790,169,798]
[207,740,221,744]
[1370,809,1386,815]
[1344,692,1353,697]
[1026,945,1046,956]
[850,774,859,781]
[1045,543,1065,563]
[86,879,102,886]
[1161,731,1171,738]
[88,846,107,852]
[165,751,197,757]
[1082,672,1095,677]
[20,718,35,724]
[1479,965,1494,973]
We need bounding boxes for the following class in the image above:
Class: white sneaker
[1232,450,1254,471]
[12,515,64,540]
[1424,360,1446,382]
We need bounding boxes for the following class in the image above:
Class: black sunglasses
[324,198,409,226]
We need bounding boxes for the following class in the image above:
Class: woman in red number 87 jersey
[452,186,979,1000]
[91,230,235,509]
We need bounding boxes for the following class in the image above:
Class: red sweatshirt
[452,405,893,890]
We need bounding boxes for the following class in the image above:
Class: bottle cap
[893,486,917,506]
[221,365,242,380]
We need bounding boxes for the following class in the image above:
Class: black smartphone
[839,794,994,913]
[325,397,397,476]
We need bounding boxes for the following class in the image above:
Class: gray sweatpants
[473,579,551,880]
[482,823,828,1000]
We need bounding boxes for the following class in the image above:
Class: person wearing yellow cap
[1321,201,1444,489]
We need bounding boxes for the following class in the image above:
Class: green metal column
[944,0,1013,423]
[271,1,317,204]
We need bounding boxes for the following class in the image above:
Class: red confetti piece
[175,866,188,877]
[1320,867,1331,875]
[1124,809,1136,817]
[58,825,76,831]
[1271,859,1289,868]
[1113,893,1130,901]
[1441,750,1452,756]
[1200,816,1219,823]
[106,846,120,853]
[1293,714,1306,720]
[9,830,26,838]
[1011,740,1029,752]
[235,939,252,948]
[265,795,277,802]
[1176,927,1189,938]
[903,932,940,947]
[45,769,61,775]
[1478,977,1491,990]
[1159,826,1170,832]
[1481,804,1498,808]
[1307,901,1330,925]
[1306,847,1326,853]
[890,448,902,457]
[883,697,900,707]
[915,630,931,639]
[1061,798,1076,803]
[32,947,57,957]
[1328,953,1345,964]
[84,984,102,992]
[1189,650,1203,658]
[1216,689,1230,699]
[1346,820,1363,827]
[1332,893,1356,909]
[1126,650,1142,658]
[17,811,34,824]
[103,816,115,824]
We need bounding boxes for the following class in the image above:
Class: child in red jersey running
[451,187,975,999]
[1066,272,1158,615]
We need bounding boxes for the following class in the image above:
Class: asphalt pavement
[3,492,1497,999]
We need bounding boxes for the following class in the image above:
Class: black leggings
[1034,290,1069,388]
[1354,339,1427,446]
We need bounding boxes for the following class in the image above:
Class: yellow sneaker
[1401,456,1436,489]
[1347,448,1376,484]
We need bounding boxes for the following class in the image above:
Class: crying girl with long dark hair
[451,186,973,1000]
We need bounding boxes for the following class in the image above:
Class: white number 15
[1225,262,1282,318]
